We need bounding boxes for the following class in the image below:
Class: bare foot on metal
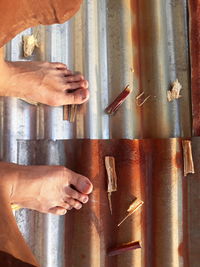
[0,162,93,215]
[0,61,89,106]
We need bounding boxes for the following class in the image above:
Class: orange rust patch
[174,152,183,169]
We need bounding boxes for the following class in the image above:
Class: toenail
[61,210,67,215]
[80,91,87,100]
[82,197,88,203]
[76,203,82,209]
[81,182,92,193]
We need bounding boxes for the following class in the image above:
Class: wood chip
[118,199,144,227]
[105,85,132,115]
[63,105,78,122]
[23,34,39,57]
[182,140,195,176]
[105,156,118,214]
[108,241,141,256]
[167,79,182,102]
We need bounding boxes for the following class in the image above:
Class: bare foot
[0,162,93,215]
[0,61,89,106]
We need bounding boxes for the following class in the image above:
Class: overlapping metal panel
[0,0,193,266]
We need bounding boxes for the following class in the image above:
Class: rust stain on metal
[105,85,132,115]
[130,0,141,79]
[105,156,118,214]
[174,151,182,169]
[118,199,144,227]
[189,1,200,135]
[62,139,185,267]
[182,140,195,177]
[107,241,141,257]
[167,79,182,102]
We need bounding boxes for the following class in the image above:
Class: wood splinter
[167,79,182,102]
[118,199,144,227]
[63,104,78,122]
[136,92,151,107]
[23,27,40,57]
[108,241,141,256]
[105,85,132,115]
[105,156,118,214]
[182,140,195,177]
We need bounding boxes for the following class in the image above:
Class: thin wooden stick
[108,241,141,256]
[105,85,132,115]
[118,199,144,227]
[105,156,118,214]
[63,105,78,122]
[182,140,195,176]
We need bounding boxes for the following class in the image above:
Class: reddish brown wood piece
[105,85,132,115]
[108,241,141,257]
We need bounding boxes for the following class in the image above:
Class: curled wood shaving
[105,156,118,214]
[136,92,151,107]
[182,140,195,177]
[167,79,182,102]
[118,199,144,227]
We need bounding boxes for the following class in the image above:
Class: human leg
[0,55,89,106]
[0,162,93,215]
[0,0,88,106]
[0,181,39,266]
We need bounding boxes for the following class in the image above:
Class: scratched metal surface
[0,0,192,266]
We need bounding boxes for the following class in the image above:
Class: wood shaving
[118,199,144,227]
[105,156,118,214]
[167,79,182,102]
[182,140,195,176]
[136,92,151,107]
[23,33,39,57]
[63,105,78,122]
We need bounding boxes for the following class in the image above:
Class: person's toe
[65,187,89,203]
[48,207,67,215]
[51,62,68,69]
[69,173,93,195]
[64,80,89,91]
[65,75,86,83]
[64,198,83,210]
[60,69,72,76]
[64,88,89,104]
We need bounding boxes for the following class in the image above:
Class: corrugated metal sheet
[0,0,193,266]
[17,139,187,267]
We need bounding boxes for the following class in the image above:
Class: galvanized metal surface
[17,138,187,267]
[0,0,192,266]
